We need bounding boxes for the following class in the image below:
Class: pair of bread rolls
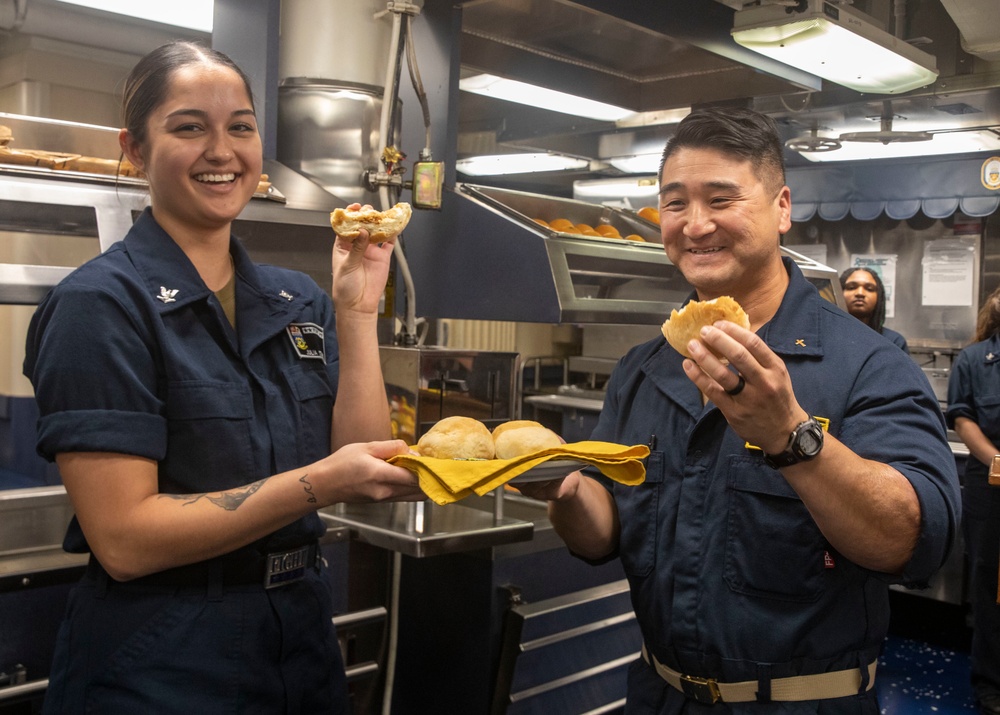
[415,416,562,460]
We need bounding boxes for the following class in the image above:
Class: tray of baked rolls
[388,417,648,505]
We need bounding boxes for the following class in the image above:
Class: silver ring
[725,375,746,396]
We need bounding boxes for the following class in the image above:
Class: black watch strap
[764,418,824,469]
[764,449,802,469]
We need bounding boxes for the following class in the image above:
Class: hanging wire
[779,92,813,113]
[404,13,432,156]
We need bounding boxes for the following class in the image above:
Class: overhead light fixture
[732,0,938,94]
[609,153,664,174]
[615,107,691,129]
[54,0,213,32]
[574,177,659,200]
[456,153,590,176]
[795,129,1000,162]
[459,74,636,122]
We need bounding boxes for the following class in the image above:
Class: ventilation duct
[938,0,1000,62]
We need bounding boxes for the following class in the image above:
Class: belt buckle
[264,545,310,589]
[680,674,721,704]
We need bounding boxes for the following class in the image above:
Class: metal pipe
[332,606,388,629]
[377,8,407,205]
[377,7,419,342]
[0,679,48,703]
[376,14,411,698]
[381,550,402,715]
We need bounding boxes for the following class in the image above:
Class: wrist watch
[764,417,824,469]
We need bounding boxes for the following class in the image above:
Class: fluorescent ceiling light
[609,153,663,174]
[732,0,938,94]
[459,74,635,122]
[55,0,213,32]
[796,130,1000,162]
[456,153,589,176]
[574,177,659,199]
[615,107,691,129]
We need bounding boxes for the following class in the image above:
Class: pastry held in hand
[661,296,749,359]
[330,202,412,243]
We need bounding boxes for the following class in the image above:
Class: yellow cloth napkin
[388,440,649,506]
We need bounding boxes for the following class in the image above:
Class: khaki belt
[642,645,876,704]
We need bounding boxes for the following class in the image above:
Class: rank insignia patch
[286,323,325,360]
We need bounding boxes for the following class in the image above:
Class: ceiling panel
[456,0,1000,192]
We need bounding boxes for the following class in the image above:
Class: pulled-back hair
[122,41,255,147]
[840,267,888,334]
[659,107,786,195]
[974,285,1000,343]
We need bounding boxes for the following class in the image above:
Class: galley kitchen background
[1,0,998,713]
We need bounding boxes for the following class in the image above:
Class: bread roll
[0,126,12,147]
[0,147,79,170]
[494,422,562,459]
[416,416,495,460]
[330,202,412,243]
[492,420,546,441]
[660,296,749,359]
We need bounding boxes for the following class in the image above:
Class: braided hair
[840,267,887,334]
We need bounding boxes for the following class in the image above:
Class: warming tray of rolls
[459,183,662,246]
[417,184,688,326]
[414,184,842,326]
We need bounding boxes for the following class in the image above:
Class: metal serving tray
[460,183,661,245]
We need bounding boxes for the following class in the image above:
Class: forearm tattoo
[160,478,268,510]
[299,473,317,503]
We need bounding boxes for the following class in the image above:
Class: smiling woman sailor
[22,41,423,714]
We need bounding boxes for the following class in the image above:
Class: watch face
[795,422,824,458]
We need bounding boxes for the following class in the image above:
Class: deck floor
[879,592,977,714]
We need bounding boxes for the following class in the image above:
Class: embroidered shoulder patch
[286,323,325,361]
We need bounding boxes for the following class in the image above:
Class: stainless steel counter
[0,486,352,590]
[524,392,604,413]
[0,487,81,591]
[319,499,534,558]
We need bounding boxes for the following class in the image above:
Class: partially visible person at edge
[23,41,424,714]
[515,107,960,712]
[948,285,1000,715]
[840,266,910,353]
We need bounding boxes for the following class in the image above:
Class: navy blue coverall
[24,209,347,714]
[948,335,1000,704]
[591,258,960,713]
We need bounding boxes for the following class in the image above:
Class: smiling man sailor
[514,107,960,712]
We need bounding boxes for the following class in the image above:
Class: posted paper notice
[921,238,975,307]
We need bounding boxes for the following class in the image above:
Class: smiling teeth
[691,247,722,254]
[195,173,236,183]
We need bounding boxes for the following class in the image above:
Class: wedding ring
[725,375,746,396]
